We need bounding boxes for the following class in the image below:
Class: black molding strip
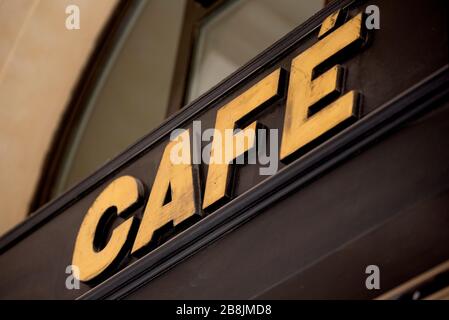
[78,66,449,299]
[0,0,354,253]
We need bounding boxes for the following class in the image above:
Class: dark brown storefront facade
[1,0,449,299]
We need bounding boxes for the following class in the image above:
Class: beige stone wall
[0,0,118,236]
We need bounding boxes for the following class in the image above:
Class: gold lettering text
[132,130,197,253]
[202,69,282,210]
[72,176,143,282]
[280,13,364,160]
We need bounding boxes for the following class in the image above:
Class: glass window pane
[53,0,186,196]
[187,0,323,102]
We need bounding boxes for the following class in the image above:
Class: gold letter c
[72,176,143,282]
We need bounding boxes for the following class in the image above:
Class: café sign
[73,10,367,282]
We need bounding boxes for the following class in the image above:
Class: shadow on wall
[0,0,118,236]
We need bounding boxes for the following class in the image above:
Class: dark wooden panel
[125,98,449,299]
